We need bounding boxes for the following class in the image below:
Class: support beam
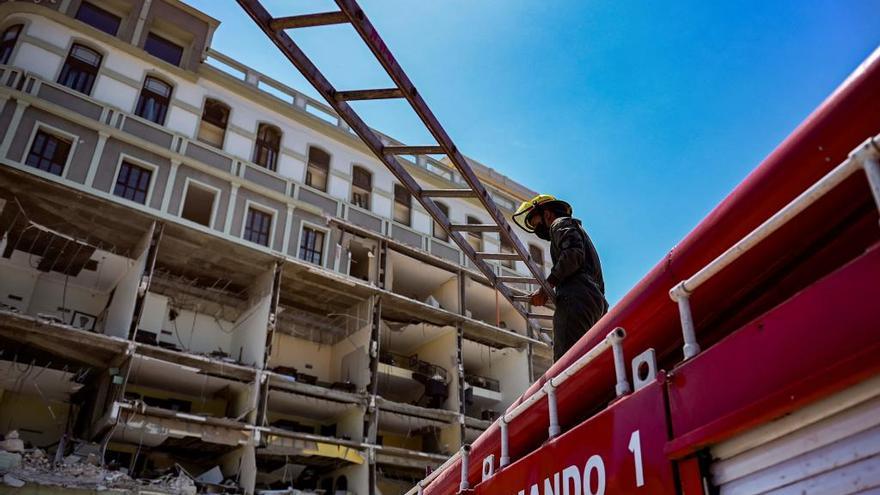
[476,252,520,261]
[383,145,446,156]
[450,223,500,233]
[126,223,163,340]
[335,88,404,101]
[270,11,348,30]
[420,189,477,198]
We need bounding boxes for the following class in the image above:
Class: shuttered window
[306,146,330,191]
[351,165,372,210]
[393,184,411,226]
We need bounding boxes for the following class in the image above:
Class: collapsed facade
[0,1,555,493]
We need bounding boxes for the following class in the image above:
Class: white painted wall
[270,334,333,381]
[94,75,139,112]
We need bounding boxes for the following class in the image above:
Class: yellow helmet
[512,194,572,233]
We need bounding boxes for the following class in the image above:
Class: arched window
[393,184,411,226]
[58,43,102,95]
[254,124,281,171]
[0,24,22,65]
[197,98,229,148]
[306,146,330,191]
[500,236,516,269]
[351,165,372,209]
[135,76,172,124]
[466,215,483,252]
[433,202,449,241]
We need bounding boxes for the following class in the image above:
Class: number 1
[628,430,645,487]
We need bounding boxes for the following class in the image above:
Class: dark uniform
[545,217,608,361]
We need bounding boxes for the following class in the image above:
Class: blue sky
[189,0,878,304]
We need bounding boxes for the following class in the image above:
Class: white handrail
[402,327,629,495]
[670,135,880,360]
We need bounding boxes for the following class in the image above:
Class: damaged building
[0,0,554,493]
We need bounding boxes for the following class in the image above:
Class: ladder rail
[235,0,554,323]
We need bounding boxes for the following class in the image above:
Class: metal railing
[464,373,501,393]
[408,327,630,495]
[670,135,880,360]
[380,350,449,383]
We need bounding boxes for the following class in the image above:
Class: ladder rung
[270,12,348,30]
[476,252,520,261]
[421,189,477,198]
[528,313,554,320]
[450,224,500,233]
[511,295,532,302]
[336,88,404,101]
[384,145,445,155]
[497,276,537,284]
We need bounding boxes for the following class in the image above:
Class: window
[135,76,172,124]
[393,184,411,226]
[180,182,216,227]
[0,24,22,65]
[25,130,71,176]
[197,99,229,148]
[113,161,152,204]
[244,207,272,246]
[306,146,330,191]
[500,236,516,269]
[466,215,483,252]
[75,2,121,36]
[433,202,449,241]
[529,244,544,267]
[351,166,371,210]
[254,124,281,171]
[299,226,325,265]
[144,32,183,66]
[57,43,101,94]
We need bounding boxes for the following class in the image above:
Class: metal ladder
[236,0,555,323]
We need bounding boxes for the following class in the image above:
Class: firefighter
[513,195,608,361]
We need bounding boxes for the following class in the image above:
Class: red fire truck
[236,1,880,492]
[409,47,880,495]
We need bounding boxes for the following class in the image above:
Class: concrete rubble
[0,431,199,494]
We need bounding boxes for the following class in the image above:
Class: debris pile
[0,431,197,494]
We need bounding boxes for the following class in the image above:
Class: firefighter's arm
[547,222,585,287]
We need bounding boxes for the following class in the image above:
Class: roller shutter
[709,374,880,494]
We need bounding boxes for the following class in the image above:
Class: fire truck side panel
[665,242,880,453]
[473,378,676,495]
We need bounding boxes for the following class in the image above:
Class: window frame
[393,183,412,226]
[529,243,545,268]
[240,200,277,248]
[297,221,329,267]
[196,97,230,149]
[144,31,184,66]
[0,23,23,65]
[305,145,331,192]
[111,155,158,206]
[350,164,372,210]
[253,123,282,172]
[75,1,122,36]
[499,236,516,269]
[22,122,79,178]
[432,201,450,242]
[134,75,172,125]
[57,42,103,95]
[465,215,483,252]
[179,177,221,229]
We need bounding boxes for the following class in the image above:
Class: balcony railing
[464,373,500,393]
